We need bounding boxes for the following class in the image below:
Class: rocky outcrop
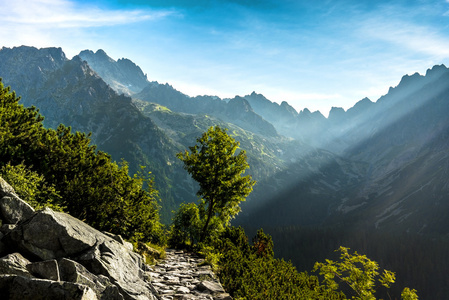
[0,177,156,300]
[0,177,232,300]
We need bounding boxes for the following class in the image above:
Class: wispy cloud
[0,0,173,28]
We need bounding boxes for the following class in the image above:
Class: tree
[176,126,256,242]
[314,246,418,300]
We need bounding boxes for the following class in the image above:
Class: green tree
[169,202,202,247]
[314,246,418,300]
[176,126,256,242]
[0,78,163,243]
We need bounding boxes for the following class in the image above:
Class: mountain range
[1,46,449,298]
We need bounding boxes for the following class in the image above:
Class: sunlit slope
[240,65,449,234]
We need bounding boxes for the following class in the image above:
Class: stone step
[149,249,232,300]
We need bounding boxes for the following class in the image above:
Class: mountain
[135,83,278,137]
[0,46,182,220]
[79,49,149,96]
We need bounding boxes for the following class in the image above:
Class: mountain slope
[0,46,181,220]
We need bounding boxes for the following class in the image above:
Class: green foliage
[0,78,163,243]
[0,163,64,211]
[314,246,418,300]
[169,202,202,248]
[215,227,342,300]
[176,126,256,242]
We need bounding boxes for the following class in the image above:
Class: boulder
[0,274,98,299]
[0,177,35,224]
[3,207,156,299]
[27,259,60,281]
[4,208,101,260]
[77,238,155,300]
[58,258,124,300]
[0,178,160,300]
[0,177,16,198]
[0,253,32,277]
[196,280,225,294]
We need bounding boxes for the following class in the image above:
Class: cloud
[0,0,173,28]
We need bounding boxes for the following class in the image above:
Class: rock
[27,259,60,281]
[0,177,17,198]
[58,258,123,300]
[0,178,233,300]
[0,177,35,224]
[0,253,32,277]
[77,238,155,300]
[0,274,98,299]
[196,281,225,294]
[103,231,134,252]
[3,207,157,299]
[5,207,101,260]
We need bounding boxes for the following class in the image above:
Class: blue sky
[2,0,449,116]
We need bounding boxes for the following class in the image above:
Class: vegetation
[0,163,64,211]
[176,126,255,243]
[0,78,163,243]
[314,246,418,300]
[212,228,417,300]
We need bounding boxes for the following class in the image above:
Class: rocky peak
[78,49,149,96]
[227,96,254,113]
[346,97,373,116]
[328,106,345,121]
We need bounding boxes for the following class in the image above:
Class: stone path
[148,249,232,300]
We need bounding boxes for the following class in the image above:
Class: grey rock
[5,207,101,260]
[0,253,32,277]
[0,177,35,224]
[196,281,225,294]
[27,259,60,281]
[58,258,124,300]
[0,195,35,224]
[77,238,155,300]
[150,249,231,300]
[3,206,156,299]
[0,177,16,198]
[0,274,98,299]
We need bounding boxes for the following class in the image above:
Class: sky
[2,0,449,116]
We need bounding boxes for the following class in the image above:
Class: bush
[0,163,64,211]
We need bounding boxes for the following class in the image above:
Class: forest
[0,78,418,299]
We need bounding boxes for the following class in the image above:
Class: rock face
[0,177,157,300]
[0,176,232,300]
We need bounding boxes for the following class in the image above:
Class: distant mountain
[0,46,181,220]
[239,64,449,236]
[79,49,149,95]
[135,83,278,137]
